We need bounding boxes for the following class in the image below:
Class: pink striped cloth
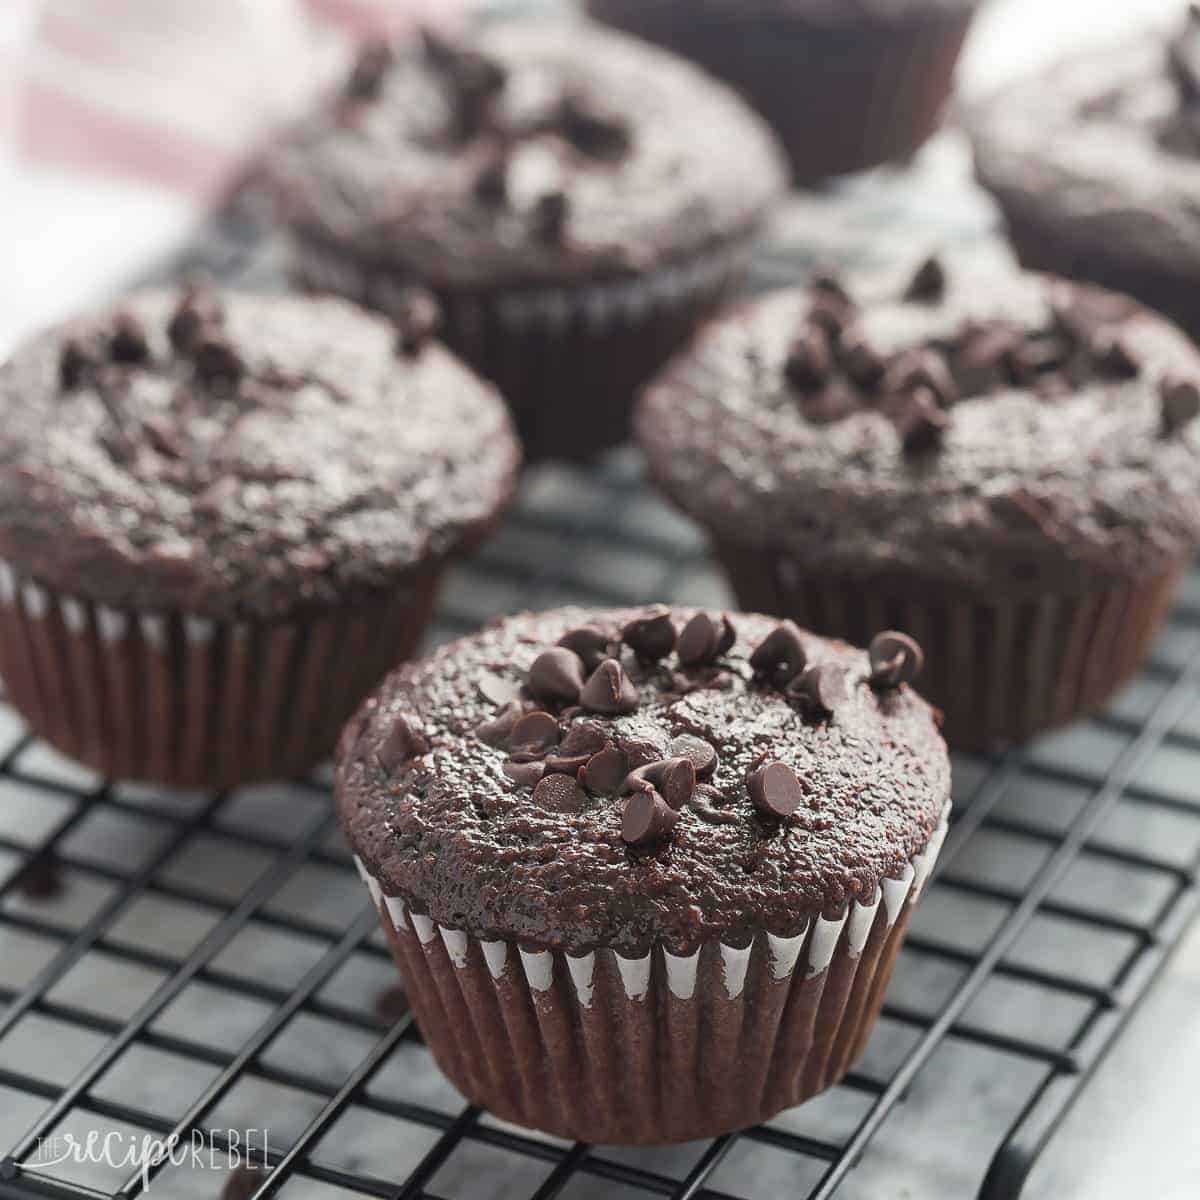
[4,0,474,202]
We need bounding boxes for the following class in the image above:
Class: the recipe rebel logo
[2,1128,272,1192]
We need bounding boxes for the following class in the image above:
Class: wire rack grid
[0,125,1199,1200]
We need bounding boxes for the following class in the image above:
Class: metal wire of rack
[1,130,1200,1200]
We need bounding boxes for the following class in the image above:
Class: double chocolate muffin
[265,23,786,461]
[971,7,1200,342]
[637,259,1200,749]
[0,286,519,787]
[586,0,983,183]
[338,605,950,1143]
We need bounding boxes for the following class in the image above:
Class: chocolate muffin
[586,0,982,183]
[0,285,519,787]
[970,8,1200,342]
[337,605,950,1143]
[636,259,1200,749]
[264,23,786,461]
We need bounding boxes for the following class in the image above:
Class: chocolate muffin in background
[0,286,520,788]
[970,8,1200,342]
[264,22,787,462]
[338,605,950,1144]
[636,260,1200,750]
[586,0,983,184]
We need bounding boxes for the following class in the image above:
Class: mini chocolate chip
[527,647,586,703]
[904,255,947,303]
[166,288,219,354]
[669,734,718,781]
[509,710,560,757]
[622,788,679,848]
[394,286,442,356]
[810,271,851,307]
[790,663,847,717]
[583,743,628,793]
[19,857,64,901]
[1093,334,1140,380]
[222,1165,264,1200]
[677,612,735,667]
[560,720,609,757]
[580,659,639,715]
[378,715,429,771]
[560,93,631,160]
[477,699,527,746]
[557,627,613,673]
[869,630,925,688]
[59,339,94,390]
[478,671,521,707]
[1050,300,1092,347]
[955,327,1019,395]
[419,25,459,66]
[473,149,509,204]
[838,328,886,391]
[808,293,850,341]
[110,314,149,364]
[345,40,393,100]
[898,388,948,456]
[884,349,958,407]
[503,759,546,787]
[193,338,243,386]
[747,761,802,820]
[750,621,807,687]
[621,606,677,662]
[659,757,696,810]
[534,771,586,814]
[544,750,591,774]
[784,329,831,393]
[533,191,570,242]
[1161,376,1200,435]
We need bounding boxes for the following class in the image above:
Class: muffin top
[0,287,520,620]
[336,605,949,955]
[970,12,1200,283]
[265,23,786,290]
[636,259,1200,592]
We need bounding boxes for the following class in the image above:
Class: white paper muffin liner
[352,801,951,1144]
[0,559,441,788]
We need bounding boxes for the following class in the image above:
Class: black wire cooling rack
[2,125,1200,1200]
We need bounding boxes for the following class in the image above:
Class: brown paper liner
[711,539,1185,751]
[290,237,753,463]
[586,0,977,183]
[0,567,441,789]
[355,806,948,1145]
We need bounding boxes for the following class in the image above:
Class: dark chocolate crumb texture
[337,606,949,957]
[637,259,1200,592]
[0,286,520,620]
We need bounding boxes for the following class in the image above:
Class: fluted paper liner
[294,237,752,462]
[353,804,950,1144]
[712,539,1186,751]
[0,560,441,788]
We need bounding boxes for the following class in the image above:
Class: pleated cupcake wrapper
[0,559,440,788]
[353,802,950,1144]
[586,0,975,182]
[712,538,1186,752]
[294,236,752,461]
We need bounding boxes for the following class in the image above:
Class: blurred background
[0,2,1197,1199]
